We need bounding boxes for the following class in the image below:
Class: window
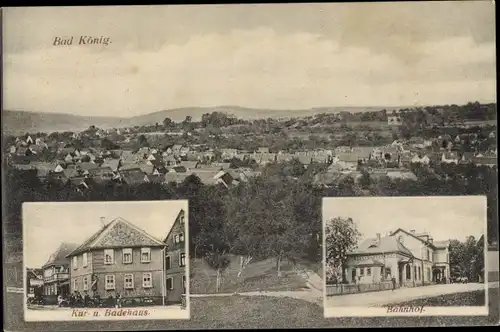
[174,233,185,244]
[141,248,151,263]
[427,268,431,281]
[82,253,88,267]
[366,268,371,276]
[166,277,173,290]
[165,256,171,269]
[124,274,134,289]
[143,273,152,288]
[182,276,186,291]
[72,256,78,269]
[360,268,365,276]
[73,279,77,291]
[83,276,89,291]
[406,265,411,280]
[398,235,404,244]
[426,249,430,261]
[105,275,115,290]
[29,287,34,294]
[180,215,185,224]
[385,268,392,278]
[414,266,417,279]
[123,248,133,264]
[418,266,421,280]
[104,249,114,265]
[179,253,186,267]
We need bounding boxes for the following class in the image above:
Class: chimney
[100,217,106,226]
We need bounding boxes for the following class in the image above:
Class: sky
[322,196,486,243]
[23,200,188,267]
[3,2,496,117]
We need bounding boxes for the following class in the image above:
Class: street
[325,282,496,307]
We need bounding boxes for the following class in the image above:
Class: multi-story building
[344,228,450,287]
[66,217,166,304]
[26,268,44,299]
[163,209,187,304]
[42,242,78,297]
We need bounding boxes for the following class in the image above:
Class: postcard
[322,196,491,317]
[2,2,498,330]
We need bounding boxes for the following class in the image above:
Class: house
[411,153,430,165]
[221,149,238,160]
[26,135,34,145]
[387,115,402,126]
[441,152,459,164]
[344,229,450,287]
[118,168,147,185]
[42,242,79,297]
[65,217,166,303]
[172,145,183,155]
[144,174,165,184]
[179,161,199,171]
[26,268,44,299]
[9,145,17,154]
[163,210,187,304]
[257,147,270,154]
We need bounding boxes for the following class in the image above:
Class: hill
[2,110,121,135]
[3,105,400,135]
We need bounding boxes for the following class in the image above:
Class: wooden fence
[326,282,393,296]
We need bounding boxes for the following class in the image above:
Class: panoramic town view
[2,2,498,330]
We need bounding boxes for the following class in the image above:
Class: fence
[326,282,393,296]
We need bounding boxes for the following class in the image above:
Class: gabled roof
[349,235,413,257]
[43,242,79,268]
[66,217,164,257]
[389,228,436,248]
[162,210,186,242]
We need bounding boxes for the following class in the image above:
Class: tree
[325,217,361,283]
[225,178,310,277]
[163,117,173,129]
[204,251,231,293]
[137,134,149,147]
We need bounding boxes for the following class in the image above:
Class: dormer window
[180,215,185,224]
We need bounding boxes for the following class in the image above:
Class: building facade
[163,209,187,304]
[26,268,44,299]
[66,217,166,303]
[344,228,450,287]
[42,242,78,296]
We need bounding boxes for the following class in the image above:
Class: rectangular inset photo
[322,196,489,317]
[23,200,190,321]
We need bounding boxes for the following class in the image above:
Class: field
[5,289,499,329]
[190,256,309,294]
[383,290,486,307]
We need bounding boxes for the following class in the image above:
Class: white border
[22,200,191,322]
[322,196,490,318]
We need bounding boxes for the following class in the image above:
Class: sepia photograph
[2,2,498,329]
[323,196,490,317]
[22,201,190,321]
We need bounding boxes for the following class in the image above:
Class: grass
[190,256,308,294]
[383,290,486,307]
[5,289,499,329]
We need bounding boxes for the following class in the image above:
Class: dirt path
[325,282,497,307]
[190,289,321,304]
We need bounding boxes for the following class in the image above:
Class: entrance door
[399,264,404,286]
[351,269,356,283]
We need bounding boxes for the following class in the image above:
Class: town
[4,102,497,192]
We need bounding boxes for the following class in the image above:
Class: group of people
[57,291,123,308]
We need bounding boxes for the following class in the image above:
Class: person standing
[391,276,396,291]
